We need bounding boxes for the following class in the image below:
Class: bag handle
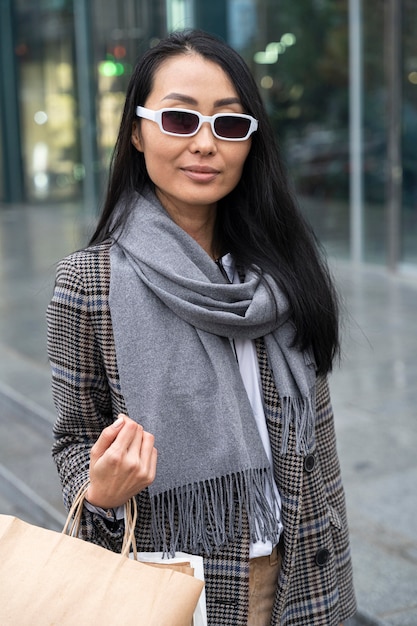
[122,496,138,559]
[62,482,90,538]
[62,482,138,559]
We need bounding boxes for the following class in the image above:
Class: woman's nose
[189,122,217,154]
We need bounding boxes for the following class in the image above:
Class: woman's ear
[131,121,143,152]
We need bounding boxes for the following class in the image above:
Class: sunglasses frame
[136,106,258,141]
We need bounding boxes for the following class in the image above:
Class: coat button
[304,453,316,473]
[315,548,330,567]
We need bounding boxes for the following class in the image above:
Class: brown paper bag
[137,552,207,626]
[0,511,204,625]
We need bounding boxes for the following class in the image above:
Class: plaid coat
[47,241,356,625]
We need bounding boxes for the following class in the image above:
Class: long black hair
[90,29,340,375]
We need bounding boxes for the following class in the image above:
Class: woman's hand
[86,414,157,509]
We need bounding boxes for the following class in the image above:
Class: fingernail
[112,416,124,428]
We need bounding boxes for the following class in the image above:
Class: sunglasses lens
[161,111,199,135]
[214,116,251,139]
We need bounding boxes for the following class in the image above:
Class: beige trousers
[247,544,282,626]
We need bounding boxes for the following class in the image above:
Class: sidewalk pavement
[0,201,416,625]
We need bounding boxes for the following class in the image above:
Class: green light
[114,62,125,76]
[281,33,296,46]
[99,61,117,77]
[98,60,125,77]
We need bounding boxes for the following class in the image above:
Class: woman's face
[131,53,252,221]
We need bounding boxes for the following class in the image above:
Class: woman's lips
[181,166,220,183]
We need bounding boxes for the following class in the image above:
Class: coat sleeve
[46,250,125,552]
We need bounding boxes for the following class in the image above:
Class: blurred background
[1,0,416,270]
[0,1,416,624]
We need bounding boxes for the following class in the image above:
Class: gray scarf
[109,188,316,555]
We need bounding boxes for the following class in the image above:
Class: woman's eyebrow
[214,97,242,107]
[162,92,198,105]
[161,92,242,107]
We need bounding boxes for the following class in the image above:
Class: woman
[47,29,356,625]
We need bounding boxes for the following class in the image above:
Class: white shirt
[220,254,283,558]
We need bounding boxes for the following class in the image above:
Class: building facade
[0,0,416,270]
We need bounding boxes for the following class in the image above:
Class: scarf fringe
[150,468,281,556]
[280,386,317,455]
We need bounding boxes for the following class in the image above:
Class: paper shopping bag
[0,513,204,626]
[137,551,207,626]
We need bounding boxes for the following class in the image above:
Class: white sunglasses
[136,106,258,141]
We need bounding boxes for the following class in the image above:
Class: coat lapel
[255,338,305,618]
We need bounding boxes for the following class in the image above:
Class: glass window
[0,121,3,200]
[362,0,387,264]
[90,0,167,190]
[402,0,417,267]
[6,0,414,272]
[235,0,350,258]
[166,0,195,32]
[14,0,81,202]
